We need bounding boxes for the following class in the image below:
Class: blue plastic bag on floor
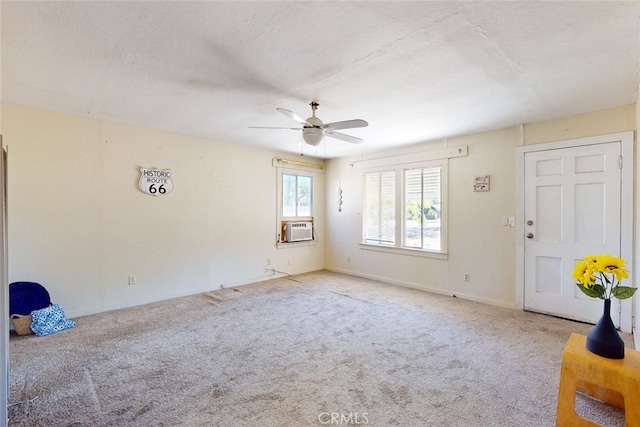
[30,304,76,336]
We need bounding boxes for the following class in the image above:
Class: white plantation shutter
[364,171,395,245]
[404,166,441,250]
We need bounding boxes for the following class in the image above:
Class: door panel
[524,142,622,325]
[536,185,561,241]
[575,183,604,243]
[535,256,561,295]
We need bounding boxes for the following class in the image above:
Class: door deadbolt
[526,233,534,239]
[527,220,534,226]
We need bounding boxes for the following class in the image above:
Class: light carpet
[8,271,633,426]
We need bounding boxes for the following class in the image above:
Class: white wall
[3,102,637,339]
[0,2,8,424]
[326,105,637,312]
[325,127,519,307]
[3,104,325,319]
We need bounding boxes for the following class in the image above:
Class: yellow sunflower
[574,253,636,300]
[595,254,629,282]
[572,257,595,288]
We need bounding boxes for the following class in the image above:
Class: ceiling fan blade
[249,126,303,130]
[277,108,311,126]
[325,131,363,144]
[322,119,368,131]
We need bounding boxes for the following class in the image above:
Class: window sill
[358,243,448,260]
[277,240,318,249]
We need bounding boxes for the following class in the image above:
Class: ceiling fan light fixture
[303,128,324,146]
[252,102,367,147]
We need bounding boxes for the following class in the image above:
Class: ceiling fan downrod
[309,101,319,117]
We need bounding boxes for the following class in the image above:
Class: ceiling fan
[250,102,368,146]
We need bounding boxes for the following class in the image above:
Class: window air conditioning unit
[285,222,313,242]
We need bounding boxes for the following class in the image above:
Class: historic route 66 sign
[139,167,174,196]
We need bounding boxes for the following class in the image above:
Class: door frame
[516,131,634,333]
[0,139,7,426]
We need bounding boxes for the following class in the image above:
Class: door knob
[527,233,534,239]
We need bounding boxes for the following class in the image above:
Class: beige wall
[637,94,640,345]
[1,1,8,423]
[523,104,636,145]
[325,127,519,307]
[326,105,637,310]
[3,102,637,336]
[3,104,325,318]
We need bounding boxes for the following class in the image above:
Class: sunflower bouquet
[573,254,637,300]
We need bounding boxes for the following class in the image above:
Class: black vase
[586,298,625,359]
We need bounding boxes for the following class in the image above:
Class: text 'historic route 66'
[139,167,174,196]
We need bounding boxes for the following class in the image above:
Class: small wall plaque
[473,175,490,192]
[139,167,174,196]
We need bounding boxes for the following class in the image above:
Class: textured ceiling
[2,1,639,159]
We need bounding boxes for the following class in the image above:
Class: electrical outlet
[128,275,136,285]
[464,273,470,282]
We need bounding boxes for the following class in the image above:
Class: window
[282,173,312,218]
[363,161,446,254]
[274,160,323,247]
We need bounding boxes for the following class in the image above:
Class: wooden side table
[556,333,640,426]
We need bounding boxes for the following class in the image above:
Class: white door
[523,142,624,326]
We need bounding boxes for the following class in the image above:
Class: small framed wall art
[473,175,490,192]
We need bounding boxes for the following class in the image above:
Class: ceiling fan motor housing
[302,115,324,145]
[303,127,324,146]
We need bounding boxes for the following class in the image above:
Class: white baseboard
[325,266,452,296]
[324,266,516,310]
[65,271,289,320]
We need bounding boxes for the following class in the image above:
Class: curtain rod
[349,146,468,167]
[275,158,324,170]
